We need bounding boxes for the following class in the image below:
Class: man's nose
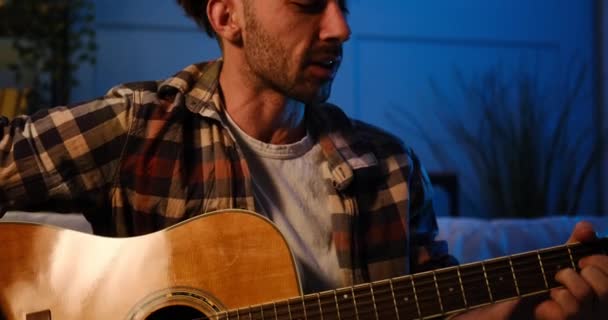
[319,1,351,43]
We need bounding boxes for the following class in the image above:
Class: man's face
[241,0,350,104]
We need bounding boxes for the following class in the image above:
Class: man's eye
[293,1,326,13]
[292,0,348,15]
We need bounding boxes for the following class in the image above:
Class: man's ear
[207,0,243,45]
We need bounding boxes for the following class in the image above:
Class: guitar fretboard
[209,238,607,320]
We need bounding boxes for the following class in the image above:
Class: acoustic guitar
[0,209,605,320]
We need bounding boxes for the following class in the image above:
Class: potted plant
[390,63,606,217]
[0,0,96,111]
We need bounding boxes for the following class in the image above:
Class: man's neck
[218,57,306,145]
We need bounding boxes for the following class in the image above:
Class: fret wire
[317,293,338,318]
[266,249,591,320]
[350,286,360,320]
[301,296,307,320]
[432,271,445,315]
[436,269,468,314]
[510,259,547,294]
[571,245,597,266]
[333,290,342,320]
[291,298,305,319]
[350,287,383,320]
[487,259,519,300]
[410,276,422,318]
[248,307,252,320]
[567,245,577,270]
[391,279,419,318]
[226,238,604,320]
[317,292,370,319]
[536,250,549,289]
[369,282,380,320]
[460,264,511,306]
[316,293,324,320]
[301,295,318,319]
[287,298,292,320]
[481,261,494,303]
[369,281,397,319]
[540,254,568,288]
[456,266,468,309]
[388,279,401,320]
[508,257,521,297]
[260,304,264,320]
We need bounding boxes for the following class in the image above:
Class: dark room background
[1,0,607,219]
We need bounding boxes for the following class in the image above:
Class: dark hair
[176,0,215,37]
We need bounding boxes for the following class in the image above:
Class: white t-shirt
[224,112,343,293]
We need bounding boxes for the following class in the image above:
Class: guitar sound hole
[146,306,207,320]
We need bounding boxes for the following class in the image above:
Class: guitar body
[2,209,606,320]
[0,210,301,320]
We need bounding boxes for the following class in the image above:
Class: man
[0,0,606,318]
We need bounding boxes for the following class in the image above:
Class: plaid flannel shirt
[0,59,457,285]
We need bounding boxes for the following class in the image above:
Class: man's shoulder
[101,80,162,104]
[318,103,409,152]
[114,80,162,92]
[105,60,220,97]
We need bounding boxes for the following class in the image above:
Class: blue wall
[72,0,603,217]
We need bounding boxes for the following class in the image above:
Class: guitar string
[217,242,604,320]
[209,276,567,320]
[209,291,502,320]
[211,275,559,320]
[211,268,553,320]
[203,245,600,320]
[210,254,583,320]
[210,252,588,320]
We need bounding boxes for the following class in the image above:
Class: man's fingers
[566,221,597,244]
[579,255,608,275]
[556,268,594,302]
[534,299,566,320]
[580,265,608,305]
[551,288,581,318]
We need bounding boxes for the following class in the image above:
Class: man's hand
[532,221,608,319]
[454,221,608,320]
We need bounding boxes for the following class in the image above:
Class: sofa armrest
[2,211,92,233]
[437,216,608,263]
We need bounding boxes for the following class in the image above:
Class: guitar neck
[213,238,608,320]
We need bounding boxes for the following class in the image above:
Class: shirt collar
[158,59,225,122]
[158,59,379,191]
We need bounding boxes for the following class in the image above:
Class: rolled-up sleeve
[0,86,133,215]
